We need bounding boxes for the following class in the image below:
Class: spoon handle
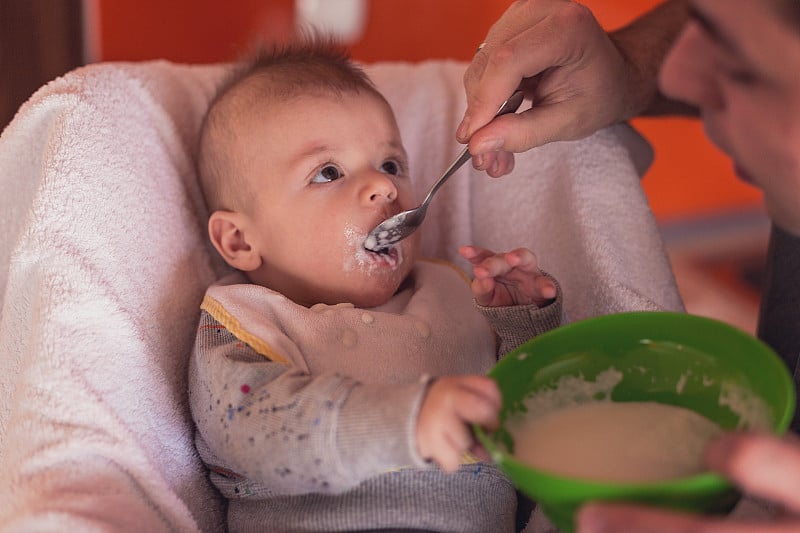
[420,145,472,206]
[420,90,525,207]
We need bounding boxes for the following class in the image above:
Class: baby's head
[198,38,420,308]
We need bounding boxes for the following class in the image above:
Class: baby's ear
[208,211,262,272]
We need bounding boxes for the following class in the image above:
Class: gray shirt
[189,261,563,532]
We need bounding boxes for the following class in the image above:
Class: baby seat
[0,59,682,530]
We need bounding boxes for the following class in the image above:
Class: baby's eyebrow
[383,139,408,159]
[293,143,332,161]
[286,143,337,174]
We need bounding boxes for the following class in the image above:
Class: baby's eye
[311,164,343,183]
[380,160,401,176]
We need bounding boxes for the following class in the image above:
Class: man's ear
[208,211,262,272]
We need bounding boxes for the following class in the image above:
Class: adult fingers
[468,97,597,156]
[706,433,800,513]
[460,0,550,132]
[486,150,516,177]
[459,1,598,144]
[472,150,516,178]
[577,502,797,533]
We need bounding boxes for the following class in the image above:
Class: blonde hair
[197,36,384,213]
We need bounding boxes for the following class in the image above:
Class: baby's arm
[191,312,506,485]
[459,245,564,355]
[189,321,431,495]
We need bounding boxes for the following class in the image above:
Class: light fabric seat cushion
[0,59,682,531]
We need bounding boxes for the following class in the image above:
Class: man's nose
[659,23,724,111]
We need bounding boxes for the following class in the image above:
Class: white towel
[0,59,682,531]
[367,61,680,318]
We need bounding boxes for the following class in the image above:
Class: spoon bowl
[364,90,525,252]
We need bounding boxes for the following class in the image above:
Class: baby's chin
[349,291,396,309]
[319,280,400,309]
[342,263,415,308]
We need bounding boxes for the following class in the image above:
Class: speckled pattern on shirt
[188,260,564,531]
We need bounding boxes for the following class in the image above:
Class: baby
[189,38,563,532]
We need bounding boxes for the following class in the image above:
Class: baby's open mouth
[364,241,398,259]
[361,237,401,268]
[363,233,394,255]
[363,234,385,255]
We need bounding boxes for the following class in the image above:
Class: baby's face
[232,91,420,307]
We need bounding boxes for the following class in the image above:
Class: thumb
[706,432,800,513]
[467,102,580,156]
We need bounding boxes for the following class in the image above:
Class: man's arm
[609,0,696,118]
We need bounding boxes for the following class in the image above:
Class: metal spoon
[364,90,525,253]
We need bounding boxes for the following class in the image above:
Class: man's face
[659,0,800,235]
[232,90,420,307]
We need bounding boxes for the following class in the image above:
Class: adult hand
[416,375,501,472]
[458,0,691,178]
[457,0,629,177]
[576,432,800,532]
[459,245,556,308]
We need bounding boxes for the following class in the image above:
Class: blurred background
[1,0,767,333]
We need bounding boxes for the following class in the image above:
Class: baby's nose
[361,172,398,204]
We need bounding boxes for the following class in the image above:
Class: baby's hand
[459,245,557,307]
[416,375,501,472]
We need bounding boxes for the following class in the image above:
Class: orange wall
[94,0,295,63]
[93,0,506,64]
[93,0,763,222]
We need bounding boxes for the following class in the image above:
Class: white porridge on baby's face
[506,401,722,483]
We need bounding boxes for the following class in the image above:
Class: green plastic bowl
[475,311,795,532]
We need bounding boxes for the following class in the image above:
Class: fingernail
[475,138,504,155]
[488,157,501,176]
[474,154,485,170]
[456,117,470,142]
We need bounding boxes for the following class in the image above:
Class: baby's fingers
[471,276,497,307]
[504,247,540,272]
[453,378,502,429]
[437,421,475,472]
[534,274,558,301]
[459,245,496,266]
[420,377,501,471]
[472,254,515,280]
